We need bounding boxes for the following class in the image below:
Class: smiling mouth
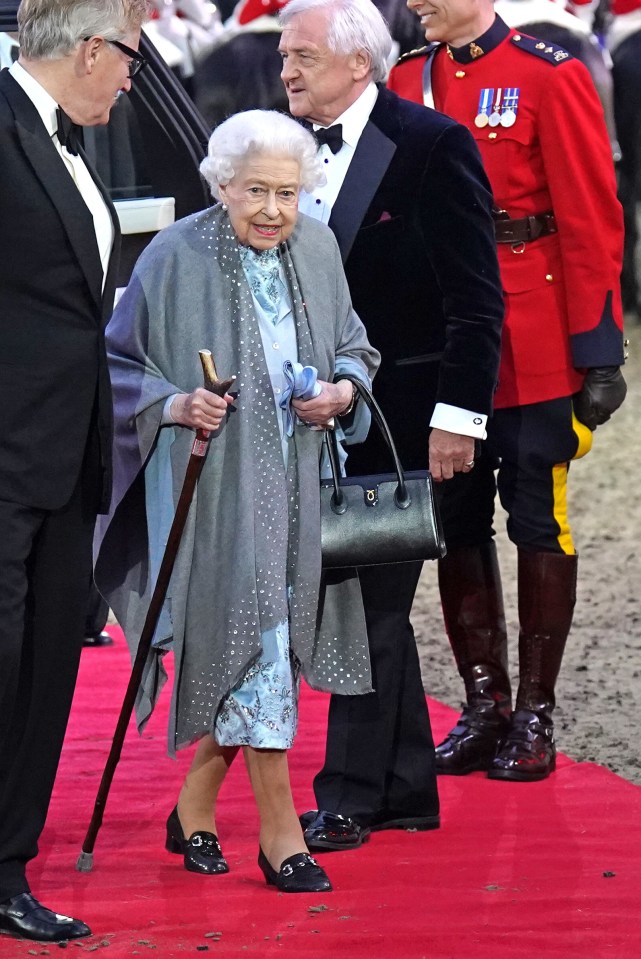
[253,224,280,234]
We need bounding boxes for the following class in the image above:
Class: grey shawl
[95,206,380,754]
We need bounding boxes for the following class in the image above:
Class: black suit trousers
[313,560,439,821]
[0,443,100,900]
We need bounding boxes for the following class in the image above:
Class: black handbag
[321,378,446,568]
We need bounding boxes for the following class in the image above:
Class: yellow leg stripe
[572,411,593,461]
[552,463,575,555]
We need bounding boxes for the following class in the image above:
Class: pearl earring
[222,203,227,211]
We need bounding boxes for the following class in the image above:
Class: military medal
[500,87,520,128]
[474,88,493,128]
[488,87,502,127]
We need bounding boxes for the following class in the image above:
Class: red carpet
[1,626,640,958]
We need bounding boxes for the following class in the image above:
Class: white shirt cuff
[429,403,487,439]
[161,394,180,425]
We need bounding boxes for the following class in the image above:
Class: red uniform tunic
[388,22,624,409]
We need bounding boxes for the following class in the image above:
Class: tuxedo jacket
[0,69,120,512]
[326,85,503,474]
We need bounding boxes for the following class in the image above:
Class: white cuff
[161,394,180,425]
[429,403,487,439]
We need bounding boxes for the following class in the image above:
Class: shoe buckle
[191,835,203,847]
[282,864,294,877]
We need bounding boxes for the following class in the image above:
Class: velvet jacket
[327,85,504,474]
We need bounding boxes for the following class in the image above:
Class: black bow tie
[55,107,80,156]
[315,124,343,155]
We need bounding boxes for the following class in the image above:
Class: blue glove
[279,361,322,436]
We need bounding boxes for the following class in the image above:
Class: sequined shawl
[95,205,379,754]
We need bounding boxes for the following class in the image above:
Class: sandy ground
[413,318,641,784]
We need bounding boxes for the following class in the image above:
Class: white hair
[199,109,326,199]
[279,0,393,83]
[18,0,150,59]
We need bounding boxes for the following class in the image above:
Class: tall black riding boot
[489,550,578,782]
[435,543,512,775]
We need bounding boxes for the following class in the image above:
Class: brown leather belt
[493,209,558,244]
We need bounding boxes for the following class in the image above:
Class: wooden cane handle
[199,349,235,397]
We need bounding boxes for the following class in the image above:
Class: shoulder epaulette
[396,42,440,66]
[510,33,573,65]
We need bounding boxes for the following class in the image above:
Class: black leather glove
[573,366,627,431]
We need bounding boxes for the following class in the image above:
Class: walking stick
[76,350,235,872]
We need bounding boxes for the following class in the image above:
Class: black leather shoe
[0,893,91,942]
[301,810,371,851]
[488,709,556,782]
[301,808,439,850]
[258,848,332,892]
[165,806,229,874]
[435,705,509,775]
[369,810,440,832]
[83,631,114,647]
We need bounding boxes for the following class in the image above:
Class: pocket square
[378,211,392,222]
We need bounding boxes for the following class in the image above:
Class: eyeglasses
[83,37,147,78]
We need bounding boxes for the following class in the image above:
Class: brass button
[545,274,554,282]
[455,70,466,78]
[488,132,498,139]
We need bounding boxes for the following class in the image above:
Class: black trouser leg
[313,560,438,822]
[0,476,96,900]
[84,579,109,638]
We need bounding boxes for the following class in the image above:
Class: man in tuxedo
[278,0,504,851]
[0,0,149,943]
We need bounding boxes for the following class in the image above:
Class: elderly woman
[95,109,379,893]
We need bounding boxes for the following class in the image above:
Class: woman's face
[219,153,301,250]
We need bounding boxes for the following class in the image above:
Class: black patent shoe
[488,709,556,782]
[165,806,229,874]
[301,810,370,852]
[0,893,90,942]
[435,705,509,775]
[83,630,114,647]
[258,848,332,893]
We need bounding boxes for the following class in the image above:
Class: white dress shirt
[9,61,114,290]
[299,82,487,439]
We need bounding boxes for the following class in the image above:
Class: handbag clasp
[365,486,378,506]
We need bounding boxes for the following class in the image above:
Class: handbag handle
[325,376,411,512]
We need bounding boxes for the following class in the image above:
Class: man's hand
[574,367,627,431]
[429,428,476,482]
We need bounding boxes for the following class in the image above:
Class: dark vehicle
[0,0,212,289]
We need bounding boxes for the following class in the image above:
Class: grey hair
[18,0,150,59]
[199,110,326,199]
[279,0,392,83]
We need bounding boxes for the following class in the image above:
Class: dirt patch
[413,319,641,784]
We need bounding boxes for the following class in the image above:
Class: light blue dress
[214,245,302,749]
